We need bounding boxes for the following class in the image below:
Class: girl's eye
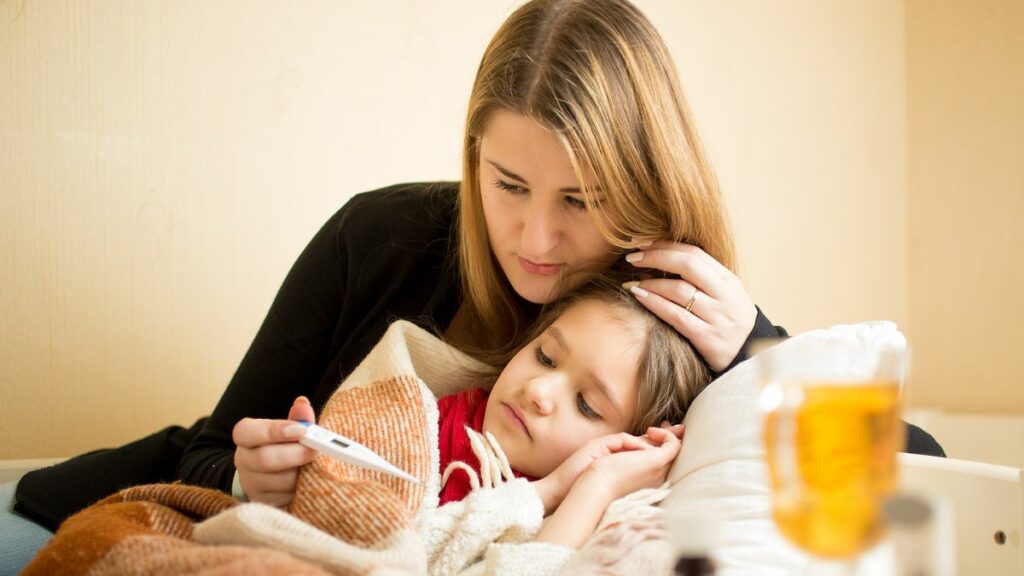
[534,346,555,368]
[493,178,527,195]
[576,393,601,420]
[564,195,587,211]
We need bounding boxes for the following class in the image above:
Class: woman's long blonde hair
[458,0,736,361]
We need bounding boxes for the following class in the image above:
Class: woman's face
[478,109,618,304]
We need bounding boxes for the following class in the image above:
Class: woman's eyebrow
[485,159,597,194]
[548,325,624,419]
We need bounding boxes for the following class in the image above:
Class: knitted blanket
[24,321,674,576]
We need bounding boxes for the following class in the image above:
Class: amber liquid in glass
[764,381,901,559]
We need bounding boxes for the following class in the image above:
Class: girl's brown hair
[457,0,736,361]
[499,268,711,433]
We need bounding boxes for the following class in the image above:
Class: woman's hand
[232,396,318,507]
[625,242,757,372]
[533,422,683,514]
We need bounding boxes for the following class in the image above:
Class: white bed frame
[900,453,1024,575]
[905,408,1024,468]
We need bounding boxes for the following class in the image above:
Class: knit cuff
[713,305,786,378]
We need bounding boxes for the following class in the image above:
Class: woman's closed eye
[563,195,587,210]
[493,178,527,195]
[494,178,589,212]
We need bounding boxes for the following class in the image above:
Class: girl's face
[483,298,643,478]
[478,109,618,304]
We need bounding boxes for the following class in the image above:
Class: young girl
[433,272,710,554]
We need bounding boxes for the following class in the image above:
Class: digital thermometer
[297,421,420,484]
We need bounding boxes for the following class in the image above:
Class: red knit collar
[436,388,535,504]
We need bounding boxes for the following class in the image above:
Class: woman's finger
[627,284,709,341]
[233,418,308,449]
[287,396,316,423]
[236,442,317,473]
[633,278,716,323]
[644,241,731,277]
[625,245,725,299]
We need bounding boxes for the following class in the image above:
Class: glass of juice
[759,338,906,574]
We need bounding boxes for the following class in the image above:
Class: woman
[220,0,777,506]
[2,0,941,571]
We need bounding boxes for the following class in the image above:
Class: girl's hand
[533,423,684,514]
[579,426,682,503]
[625,242,757,372]
[534,426,683,549]
[232,396,318,507]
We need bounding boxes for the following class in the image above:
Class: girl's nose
[524,375,557,416]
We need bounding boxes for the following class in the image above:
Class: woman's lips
[517,256,563,276]
[502,403,531,438]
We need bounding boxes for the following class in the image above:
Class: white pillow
[662,321,907,575]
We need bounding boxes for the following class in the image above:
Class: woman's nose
[519,202,561,258]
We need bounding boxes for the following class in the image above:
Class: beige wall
[659,1,909,333]
[0,1,1013,459]
[0,1,505,459]
[906,0,1024,412]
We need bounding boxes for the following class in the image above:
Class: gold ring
[685,290,698,312]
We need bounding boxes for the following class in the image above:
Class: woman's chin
[508,277,559,304]
[509,282,557,305]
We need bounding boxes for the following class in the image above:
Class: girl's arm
[534,471,618,548]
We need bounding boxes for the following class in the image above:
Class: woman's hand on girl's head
[231,396,318,508]
[624,242,758,372]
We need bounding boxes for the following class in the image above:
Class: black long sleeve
[15,183,464,528]
[176,183,463,490]
[714,305,789,378]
